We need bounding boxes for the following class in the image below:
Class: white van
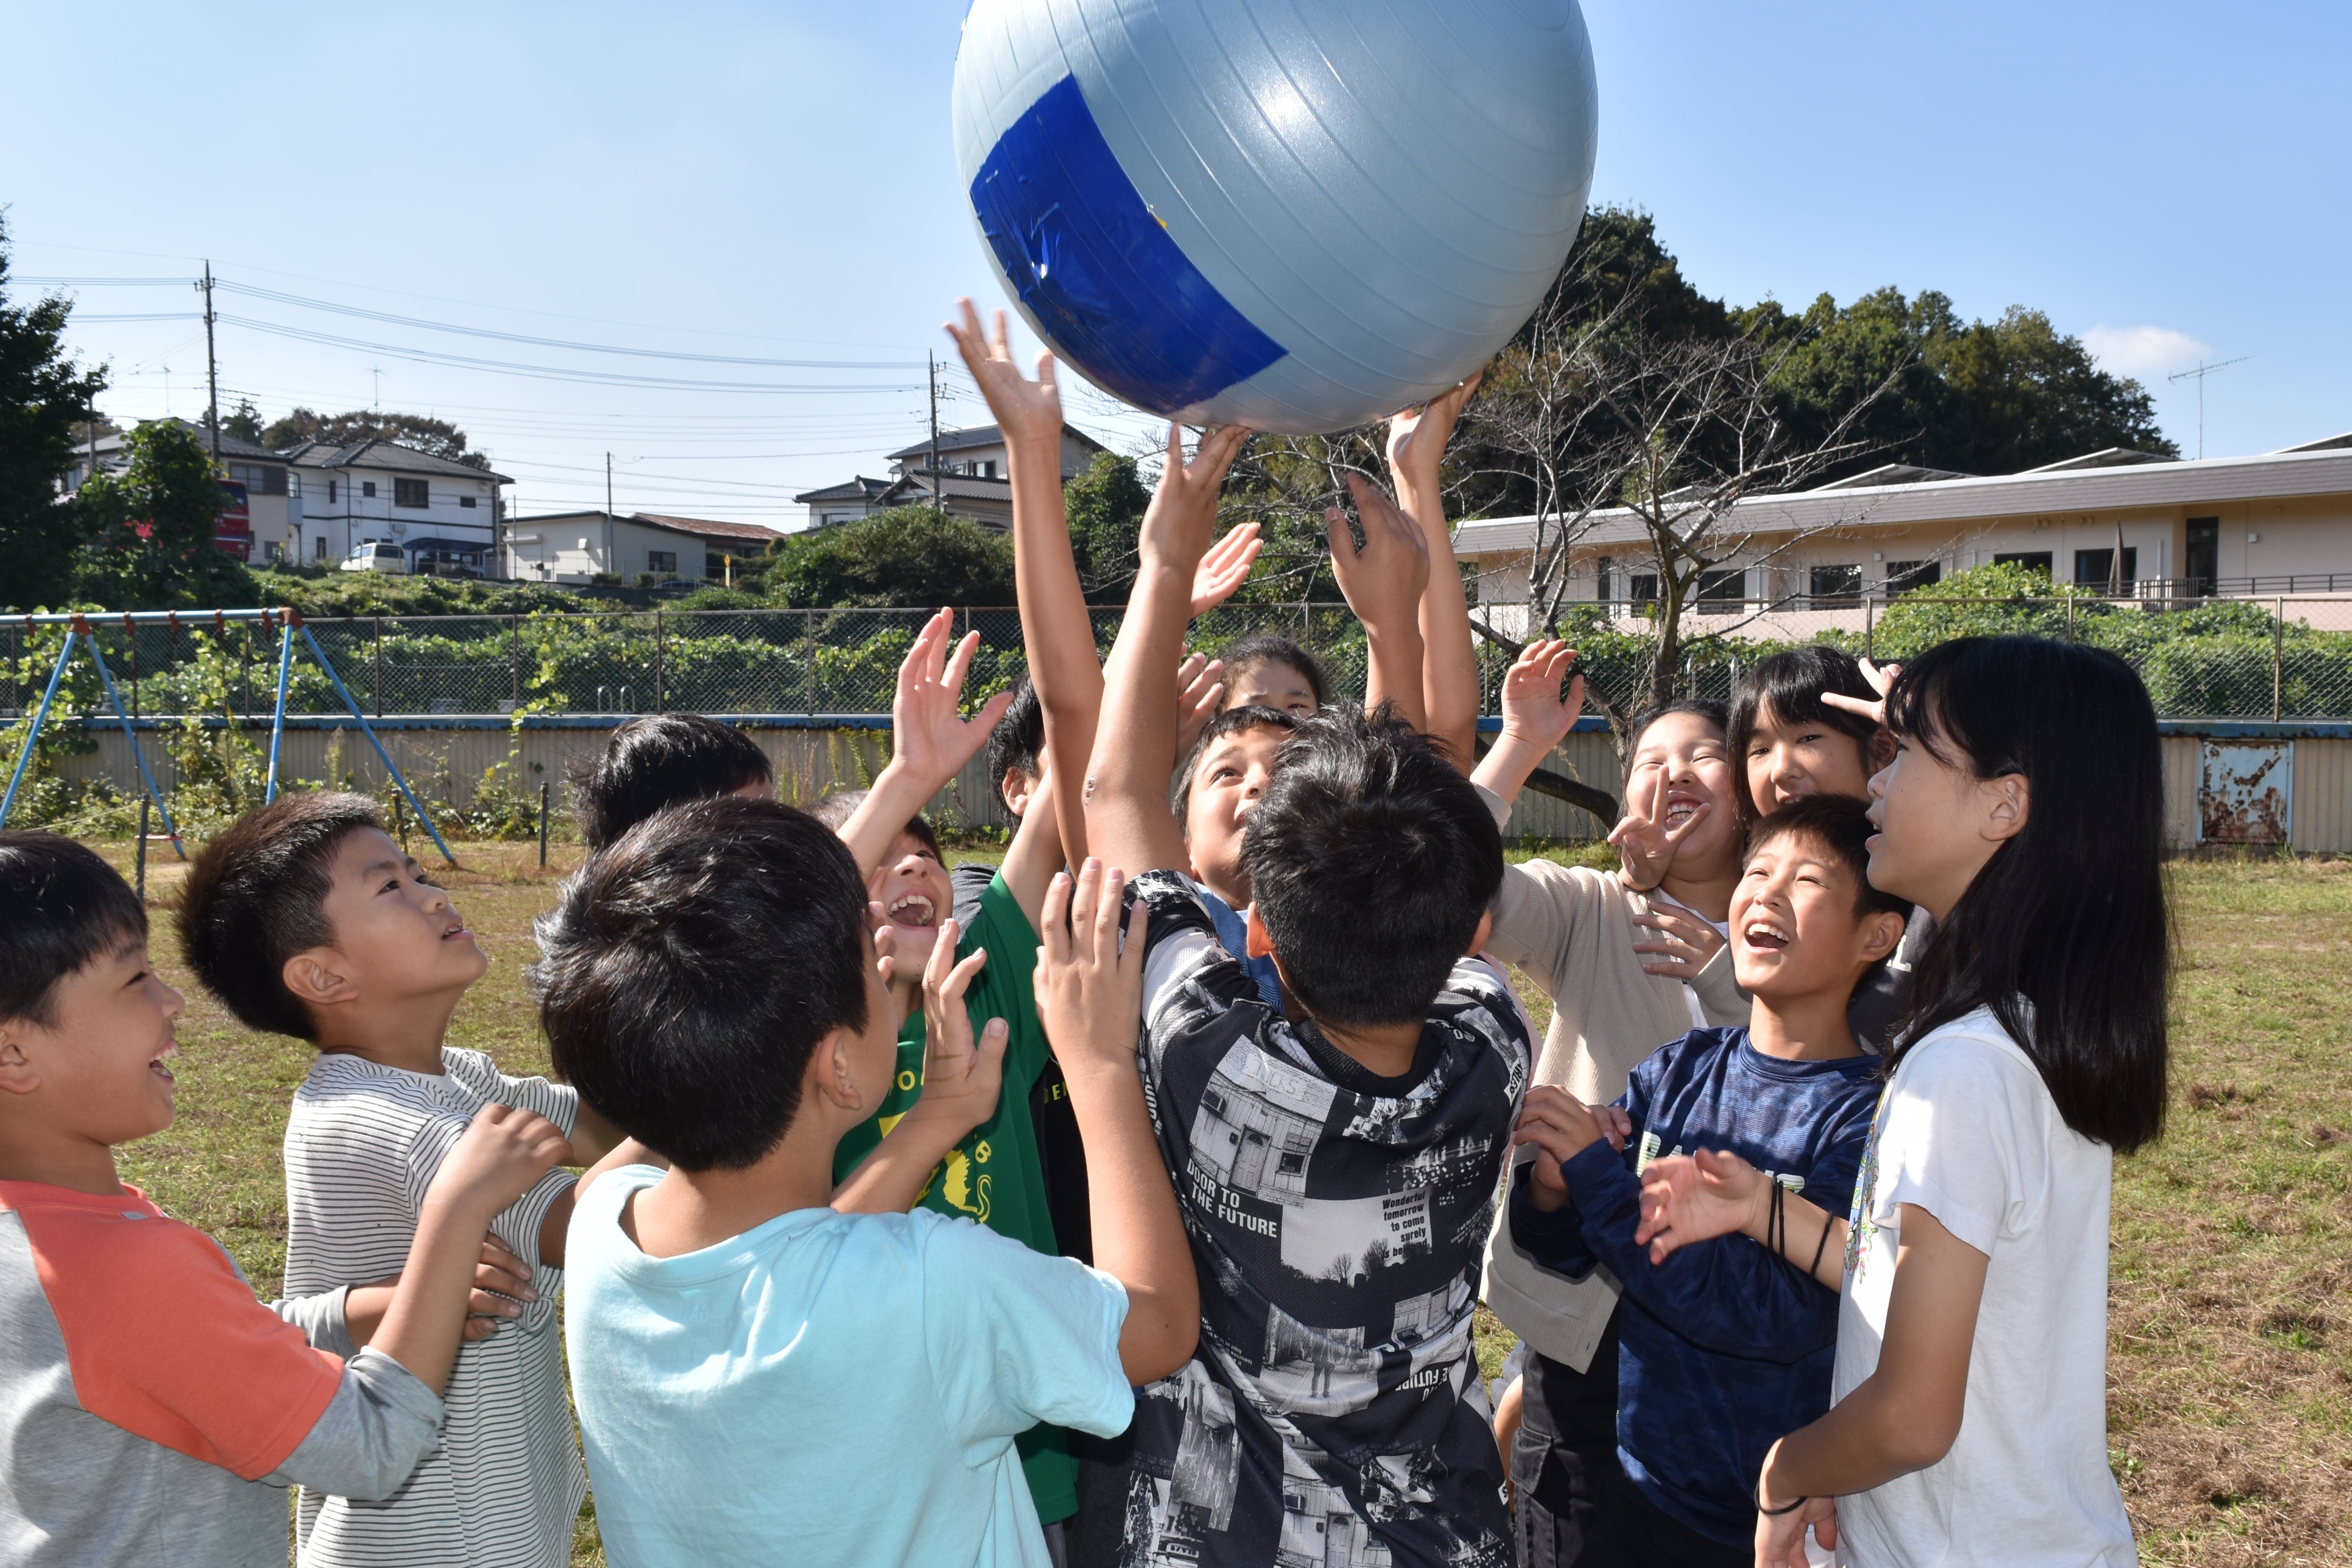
[340,541,408,575]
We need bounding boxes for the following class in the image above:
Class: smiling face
[305,828,490,1007]
[1223,659,1318,719]
[1744,699,1875,817]
[1185,723,1286,906]
[1730,831,1898,1004]
[865,828,954,973]
[1626,711,1740,873]
[0,938,187,1151]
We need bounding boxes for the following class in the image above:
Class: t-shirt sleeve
[918,1214,1133,1446]
[261,1347,444,1500]
[24,1211,343,1480]
[271,1285,356,1359]
[1486,860,1597,993]
[961,871,1043,1047]
[1869,1030,2047,1257]
[444,1047,579,1137]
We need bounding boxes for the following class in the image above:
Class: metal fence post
[511,615,521,710]
[2066,595,2076,643]
[803,609,816,717]
[373,618,384,718]
[2275,597,2286,722]
[654,610,666,712]
[1864,597,1876,661]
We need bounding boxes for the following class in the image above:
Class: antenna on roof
[2168,356,2251,461]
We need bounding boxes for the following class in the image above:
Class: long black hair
[1728,645,1882,825]
[1888,636,2171,1152]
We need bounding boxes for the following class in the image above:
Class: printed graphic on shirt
[1124,869,1526,1568]
[1845,1083,1895,1282]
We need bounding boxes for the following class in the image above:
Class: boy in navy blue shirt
[1510,795,1911,1566]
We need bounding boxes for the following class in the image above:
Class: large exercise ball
[952,0,1599,435]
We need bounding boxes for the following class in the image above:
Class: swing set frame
[0,607,457,864]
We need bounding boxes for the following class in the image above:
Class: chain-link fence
[8,596,2352,724]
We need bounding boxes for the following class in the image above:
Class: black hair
[1626,697,1728,754]
[0,832,148,1027]
[534,797,872,1171]
[1219,635,1329,710]
[1728,646,1882,825]
[179,792,385,1041]
[1747,794,1913,924]
[806,788,941,860]
[567,713,773,852]
[1243,704,1503,1028]
[1174,703,1300,826]
[982,674,1044,813]
[1887,636,2170,1152]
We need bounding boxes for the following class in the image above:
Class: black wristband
[1757,1489,1809,1518]
[1808,1205,1835,1276]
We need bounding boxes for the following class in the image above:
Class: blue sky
[4,0,2344,528]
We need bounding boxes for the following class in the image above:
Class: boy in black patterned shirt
[1081,425,1530,1568]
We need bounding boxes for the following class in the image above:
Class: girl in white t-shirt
[1629,634,2169,1568]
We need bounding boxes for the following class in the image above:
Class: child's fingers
[941,629,982,695]
[1120,892,1148,980]
[1091,868,1126,960]
[1033,350,1057,397]
[1192,423,1249,483]
[1067,858,1104,956]
[935,946,987,1012]
[1040,871,1074,960]
[968,687,1015,741]
[922,915,965,990]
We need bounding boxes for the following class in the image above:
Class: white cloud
[2083,324,2213,378]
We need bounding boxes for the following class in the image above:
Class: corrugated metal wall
[55,724,2352,852]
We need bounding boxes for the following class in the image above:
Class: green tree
[260,406,489,468]
[74,420,257,609]
[0,218,109,610]
[768,506,1015,608]
[201,397,267,445]
[1062,451,1153,603]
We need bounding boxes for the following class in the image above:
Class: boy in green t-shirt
[821,608,1082,1533]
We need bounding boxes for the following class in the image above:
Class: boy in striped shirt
[181,793,629,1568]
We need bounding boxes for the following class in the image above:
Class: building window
[361,480,376,498]
[1697,568,1746,613]
[394,478,429,509]
[1886,559,1940,595]
[1809,564,1862,606]
[706,552,726,580]
[646,550,678,576]
[2073,547,2137,589]
[315,536,329,560]
[1629,572,1659,610]
[328,479,338,503]
[984,460,998,478]
[1993,551,2054,580]
[459,494,477,509]
[227,463,285,496]
[2185,518,2219,595]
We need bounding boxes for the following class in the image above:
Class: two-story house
[61,419,299,563]
[794,423,1108,532]
[282,439,512,576]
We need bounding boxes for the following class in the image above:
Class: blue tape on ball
[969,74,1287,415]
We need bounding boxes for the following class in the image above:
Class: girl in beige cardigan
[1470,642,1751,1566]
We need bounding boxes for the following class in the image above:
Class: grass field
[92,839,2352,1567]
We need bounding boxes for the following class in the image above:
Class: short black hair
[568,714,773,852]
[0,832,148,1027]
[1626,697,1728,753]
[1746,794,1912,924]
[806,789,941,860]
[1728,646,1882,824]
[1174,703,1299,825]
[179,792,385,1041]
[982,674,1044,811]
[534,797,872,1171]
[1243,705,1503,1028]
[1219,635,1328,709]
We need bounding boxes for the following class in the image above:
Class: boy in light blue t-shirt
[540,798,1198,1568]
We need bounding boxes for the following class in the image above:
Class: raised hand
[1190,522,1263,616]
[1633,1147,1770,1264]
[890,608,1015,798]
[1386,370,1482,485]
[1631,896,1727,982]
[1032,859,1149,1078]
[1141,424,1250,575]
[1324,473,1431,635]
[913,916,1008,1139]
[1821,656,1901,728]
[1512,1085,1630,1210]
[1175,652,1226,758]
[1497,639,1585,753]
[1607,767,1714,894]
[943,299,1063,447]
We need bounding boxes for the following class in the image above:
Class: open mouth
[1741,920,1791,952]
[149,1043,176,1084]
[885,893,937,930]
[443,918,472,941]
[1663,794,1703,828]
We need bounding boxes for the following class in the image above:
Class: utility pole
[927,352,942,514]
[605,451,615,579]
[199,262,219,459]
[2168,355,2251,461]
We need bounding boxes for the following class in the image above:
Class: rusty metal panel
[2198,741,2293,844]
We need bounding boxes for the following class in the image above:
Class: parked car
[341,541,408,575]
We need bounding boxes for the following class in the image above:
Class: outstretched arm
[1326,473,1430,733]
[837,608,1011,878]
[1086,424,1250,878]
[1471,639,1583,808]
[1389,375,1483,767]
